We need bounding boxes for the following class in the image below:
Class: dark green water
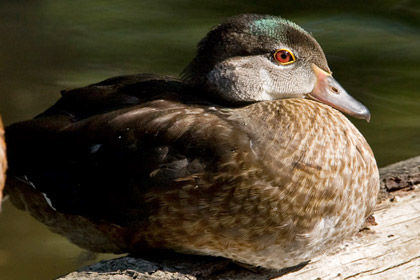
[0,1,419,279]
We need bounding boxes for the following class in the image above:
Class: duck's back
[5,78,379,268]
[6,74,231,218]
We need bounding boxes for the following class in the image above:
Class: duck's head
[182,14,370,121]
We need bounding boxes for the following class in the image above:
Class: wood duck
[4,14,379,269]
[0,117,6,207]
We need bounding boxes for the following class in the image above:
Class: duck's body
[5,14,379,269]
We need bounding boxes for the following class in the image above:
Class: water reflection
[0,1,419,279]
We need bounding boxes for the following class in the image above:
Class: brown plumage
[5,14,379,269]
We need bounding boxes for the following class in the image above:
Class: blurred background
[0,0,419,279]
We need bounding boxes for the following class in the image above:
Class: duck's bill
[308,64,371,122]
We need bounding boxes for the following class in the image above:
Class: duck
[0,117,6,208]
[4,14,379,270]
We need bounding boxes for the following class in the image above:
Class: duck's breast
[224,98,379,264]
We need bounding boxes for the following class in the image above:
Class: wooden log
[58,156,420,280]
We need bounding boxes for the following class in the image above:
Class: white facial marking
[259,68,274,100]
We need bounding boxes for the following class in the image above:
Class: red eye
[274,49,295,65]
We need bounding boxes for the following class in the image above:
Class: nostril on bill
[330,86,339,94]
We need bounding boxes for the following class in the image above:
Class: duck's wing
[5,80,249,226]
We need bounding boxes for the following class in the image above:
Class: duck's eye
[274,49,296,65]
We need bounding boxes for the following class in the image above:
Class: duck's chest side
[232,99,379,245]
